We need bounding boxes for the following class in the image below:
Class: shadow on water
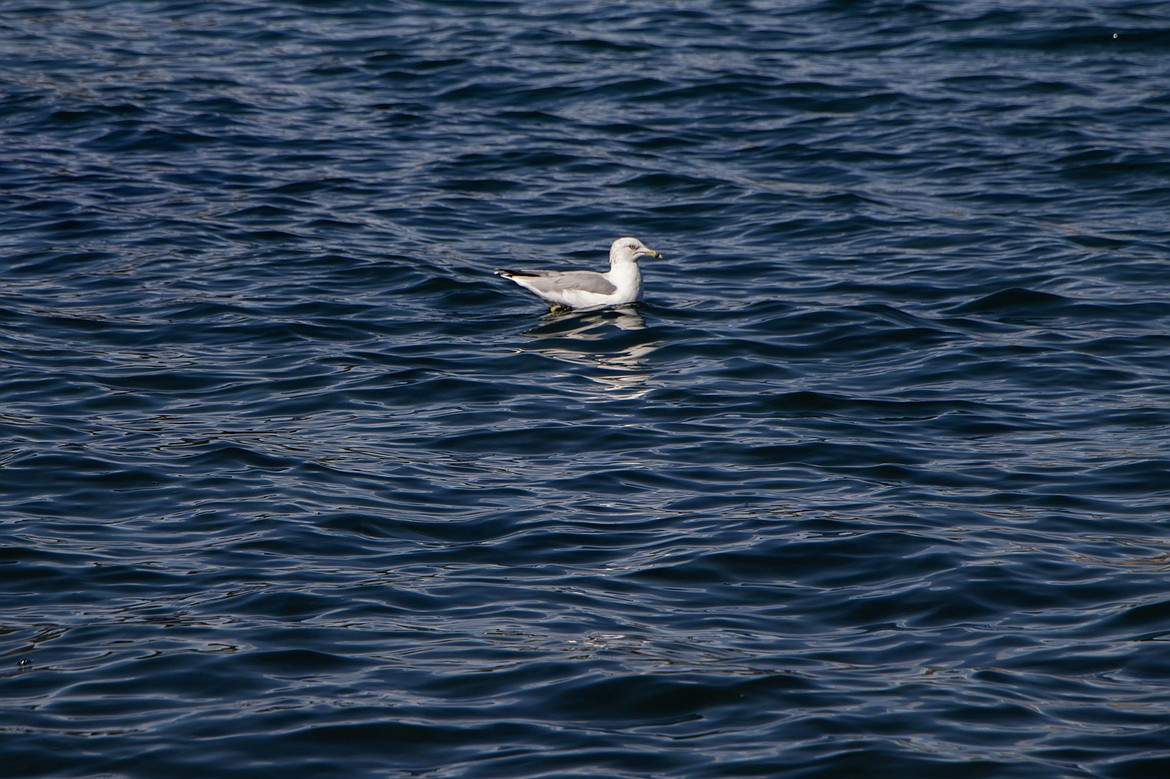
[514,304,661,399]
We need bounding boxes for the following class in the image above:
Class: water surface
[3,2,1170,777]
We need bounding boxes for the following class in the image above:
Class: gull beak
[644,248,663,259]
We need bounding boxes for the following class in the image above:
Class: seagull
[496,237,662,311]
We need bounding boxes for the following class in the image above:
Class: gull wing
[497,269,617,296]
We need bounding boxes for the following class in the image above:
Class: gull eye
[628,243,638,249]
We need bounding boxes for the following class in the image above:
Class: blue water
[4,1,1170,777]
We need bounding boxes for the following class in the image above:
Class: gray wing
[500,269,616,296]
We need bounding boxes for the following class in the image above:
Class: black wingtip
[496,268,539,277]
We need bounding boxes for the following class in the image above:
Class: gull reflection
[517,305,660,399]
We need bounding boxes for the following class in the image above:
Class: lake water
[3,2,1170,777]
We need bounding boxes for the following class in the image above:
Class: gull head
[610,236,663,265]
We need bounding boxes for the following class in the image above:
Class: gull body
[496,237,662,310]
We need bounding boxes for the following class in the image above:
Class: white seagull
[496,237,662,311]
